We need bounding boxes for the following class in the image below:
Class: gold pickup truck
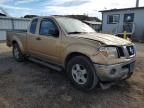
[7,16,136,91]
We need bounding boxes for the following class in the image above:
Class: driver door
[35,18,61,63]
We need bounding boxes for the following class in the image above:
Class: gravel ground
[0,43,144,108]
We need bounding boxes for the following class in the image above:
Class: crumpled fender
[62,43,104,65]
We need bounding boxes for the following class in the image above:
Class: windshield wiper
[68,31,86,34]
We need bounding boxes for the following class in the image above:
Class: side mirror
[49,28,59,37]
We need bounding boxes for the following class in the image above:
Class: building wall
[0,17,31,41]
[0,30,6,40]
[13,19,30,30]
[102,9,144,40]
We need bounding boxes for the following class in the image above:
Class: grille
[117,47,125,58]
[126,46,135,56]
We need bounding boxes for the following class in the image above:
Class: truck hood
[70,33,132,46]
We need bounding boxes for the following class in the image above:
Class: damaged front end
[93,44,136,89]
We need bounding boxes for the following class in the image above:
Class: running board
[29,57,63,72]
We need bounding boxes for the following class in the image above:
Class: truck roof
[31,16,76,20]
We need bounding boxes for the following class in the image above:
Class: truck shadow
[0,51,138,108]
[26,58,132,93]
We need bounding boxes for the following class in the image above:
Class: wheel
[66,56,98,91]
[13,43,24,62]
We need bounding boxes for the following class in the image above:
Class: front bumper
[94,61,135,82]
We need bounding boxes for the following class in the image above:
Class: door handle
[36,37,41,40]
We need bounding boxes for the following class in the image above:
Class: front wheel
[13,43,25,62]
[66,56,98,91]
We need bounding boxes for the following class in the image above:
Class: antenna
[136,0,139,7]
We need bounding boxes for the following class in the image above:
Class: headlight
[99,47,118,59]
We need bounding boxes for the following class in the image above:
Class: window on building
[124,13,134,22]
[30,19,38,34]
[107,14,120,24]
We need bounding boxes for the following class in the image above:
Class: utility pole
[136,0,139,7]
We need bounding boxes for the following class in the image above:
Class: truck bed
[6,30,27,47]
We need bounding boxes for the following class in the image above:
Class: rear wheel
[13,43,25,62]
[66,56,98,91]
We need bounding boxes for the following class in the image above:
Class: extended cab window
[39,19,59,37]
[30,19,38,34]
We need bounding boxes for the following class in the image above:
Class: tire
[13,43,25,62]
[66,56,98,91]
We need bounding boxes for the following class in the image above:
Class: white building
[0,17,30,40]
[0,8,31,41]
[100,7,144,41]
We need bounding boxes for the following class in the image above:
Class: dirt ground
[0,42,144,108]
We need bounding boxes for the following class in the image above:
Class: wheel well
[12,40,17,46]
[65,52,91,67]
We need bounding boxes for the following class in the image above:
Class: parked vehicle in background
[6,16,136,91]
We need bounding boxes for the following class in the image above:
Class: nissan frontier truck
[6,16,136,91]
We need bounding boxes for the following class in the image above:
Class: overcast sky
[0,0,144,19]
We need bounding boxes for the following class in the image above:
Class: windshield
[56,17,96,34]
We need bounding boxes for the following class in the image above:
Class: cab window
[39,19,59,37]
[30,19,38,34]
